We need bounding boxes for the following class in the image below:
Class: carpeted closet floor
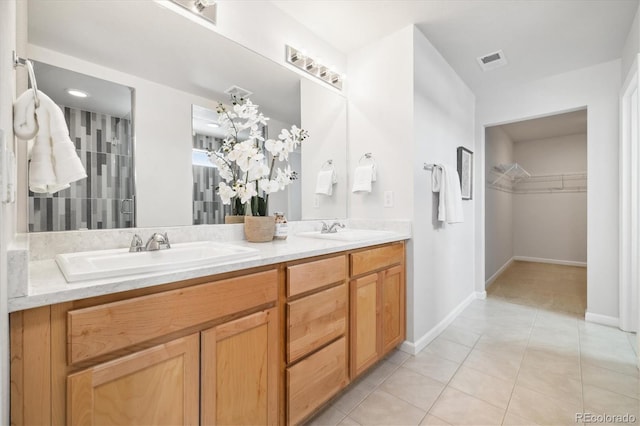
[487,261,587,316]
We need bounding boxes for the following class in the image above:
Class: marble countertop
[9,232,410,312]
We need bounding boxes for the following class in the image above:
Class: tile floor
[306,297,639,425]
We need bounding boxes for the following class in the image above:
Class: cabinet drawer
[287,255,346,297]
[350,243,403,276]
[287,337,348,425]
[68,269,278,364]
[287,284,347,363]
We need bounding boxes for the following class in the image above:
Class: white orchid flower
[217,182,237,205]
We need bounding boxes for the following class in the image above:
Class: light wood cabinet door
[287,337,348,425]
[201,308,278,426]
[381,265,405,354]
[350,273,381,378]
[67,333,200,426]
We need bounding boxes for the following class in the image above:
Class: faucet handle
[129,234,143,252]
[321,221,329,233]
[162,232,171,249]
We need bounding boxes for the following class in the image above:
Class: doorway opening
[484,109,588,316]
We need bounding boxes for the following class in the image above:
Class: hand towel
[432,164,464,223]
[13,90,39,140]
[352,164,375,193]
[315,169,337,195]
[14,89,87,193]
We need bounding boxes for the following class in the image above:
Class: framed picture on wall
[457,146,473,200]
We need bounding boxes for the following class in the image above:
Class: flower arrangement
[208,97,308,217]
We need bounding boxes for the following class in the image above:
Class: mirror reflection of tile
[28,106,134,232]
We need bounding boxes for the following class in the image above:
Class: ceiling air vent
[224,85,253,100]
[476,50,507,71]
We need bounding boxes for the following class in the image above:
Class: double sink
[55,228,395,283]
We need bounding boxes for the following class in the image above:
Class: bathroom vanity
[9,234,407,425]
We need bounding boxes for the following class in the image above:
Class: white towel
[14,90,87,194]
[432,164,464,223]
[315,169,337,195]
[13,90,39,140]
[352,164,376,193]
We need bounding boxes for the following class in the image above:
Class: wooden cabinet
[10,241,406,426]
[67,334,199,426]
[11,268,278,426]
[285,255,349,424]
[349,244,406,380]
[201,308,278,426]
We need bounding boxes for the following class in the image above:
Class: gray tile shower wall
[28,106,134,232]
[192,134,223,224]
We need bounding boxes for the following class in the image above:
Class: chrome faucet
[145,232,171,251]
[129,234,144,252]
[321,221,345,234]
[129,232,171,252]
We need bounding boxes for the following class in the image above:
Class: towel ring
[25,60,40,108]
[321,159,334,171]
[358,152,376,167]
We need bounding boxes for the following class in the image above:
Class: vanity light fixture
[156,0,217,29]
[66,89,89,98]
[207,123,220,128]
[286,45,343,90]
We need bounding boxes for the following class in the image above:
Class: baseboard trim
[485,257,514,288]
[399,291,481,355]
[585,311,619,328]
[513,256,587,268]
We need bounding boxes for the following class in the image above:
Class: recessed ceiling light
[66,89,89,98]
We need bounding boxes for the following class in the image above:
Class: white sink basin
[297,229,396,242]
[55,241,260,282]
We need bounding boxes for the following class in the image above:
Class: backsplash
[28,105,134,231]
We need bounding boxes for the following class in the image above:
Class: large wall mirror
[24,0,347,231]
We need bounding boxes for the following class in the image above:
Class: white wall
[347,25,475,349]
[347,27,414,221]
[484,126,514,281]
[476,60,621,320]
[0,0,16,422]
[622,6,640,80]
[411,27,476,345]
[300,78,348,219]
[512,134,587,264]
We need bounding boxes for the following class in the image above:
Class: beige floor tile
[362,360,401,387]
[403,352,461,384]
[473,334,528,358]
[349,390,426,425]
[379,367,446,411]
[508,384,582,426]
[581,347,639,377]
[581,364,640,399]
[306,406,348,426]
[502,410,539,425]
[520,348,581,381]
[583,384,640,418]
[421,336,473,363]
[338,417,361,426]
[385,349,411,365]
[462,347,522,382]
[448,365,515,409]
[429,387,505,425]
[420,414,452,425]
[439,325,481,348]
[516,363,583,405]
[332,379,377,415]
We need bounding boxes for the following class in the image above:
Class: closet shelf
[487,169,587,194]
